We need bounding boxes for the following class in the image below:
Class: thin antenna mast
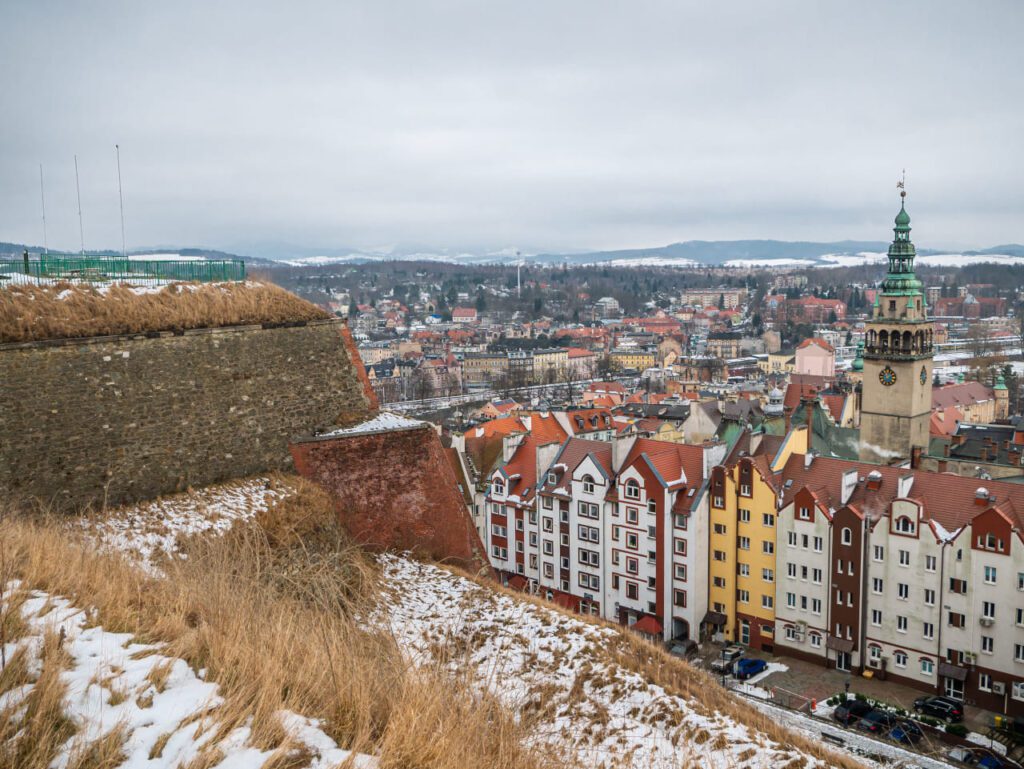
[74,155,85,254]
[516,250,521,298]
[39,164,48,253]
[116,144,126,257]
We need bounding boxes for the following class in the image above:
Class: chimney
[612,433,638,473]
[840,468,858,506]
[804,452,816,470]
[897,474,914,498]
[503,432,526,463]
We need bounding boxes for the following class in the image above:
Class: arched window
[879,330,889,351]
[841,527,852,545]
[893,650,908,667]
[492,478,505,495]
[624,479,641,500]
[647,499,657,513]
[582,474,595,494]
[895,516,915,534]
[902,330,912,353]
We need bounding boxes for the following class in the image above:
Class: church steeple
[882,191,922,295]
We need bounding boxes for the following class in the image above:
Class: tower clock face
[879,366,897,386]
[920,366,927,385]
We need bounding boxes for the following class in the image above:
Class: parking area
[695,643,994,734]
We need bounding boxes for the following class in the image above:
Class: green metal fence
[0,254,246,287]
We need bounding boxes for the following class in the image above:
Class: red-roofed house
[794,338,836,377]
[452,307,478,324]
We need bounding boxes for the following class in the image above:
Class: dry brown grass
[0,281,331,343]
[0,492,556,769]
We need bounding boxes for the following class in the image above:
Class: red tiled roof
[621,439,707,502]
[821,394,846,423]
[566,408,613,434]
[797,337,835,353]
[932,382,993,410]
[779,454,1024,535]
[631,615,663,635]
[539,437,614,497]
[452,307,477,318]
[930,406,963,437]
[587,381,627,393]
[567,347,595,358]
[528,412,571,444]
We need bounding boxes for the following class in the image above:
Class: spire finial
[897,169,907,201]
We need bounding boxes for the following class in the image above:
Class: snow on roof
[319,412,425,437]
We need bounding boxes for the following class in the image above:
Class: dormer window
[624,479,641,500]
[547,472,557,485]
[841,527,852,546]
[799,506,811,520]
[582,475,595,494]
[895,516,915,535]
[492,479,505,495]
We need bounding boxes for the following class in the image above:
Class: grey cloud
[1,0,1022,257]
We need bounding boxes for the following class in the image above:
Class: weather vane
[896,169,906,199]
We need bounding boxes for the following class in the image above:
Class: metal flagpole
[74,155,85,254]
[116,144,126,257]
[39,164,48,253]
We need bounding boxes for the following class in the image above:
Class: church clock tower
[859,191,934,464]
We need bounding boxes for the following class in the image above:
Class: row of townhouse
[484,433,727,641]
[477,425,1024,716]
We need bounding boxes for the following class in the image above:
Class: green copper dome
[852,341,864,372]
[895,202,910,228]
[995,373,1007,391]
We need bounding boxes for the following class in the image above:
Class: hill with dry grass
[0,281,331,344]
[0,477,876,769]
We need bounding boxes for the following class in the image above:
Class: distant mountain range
[5,239,1024,269]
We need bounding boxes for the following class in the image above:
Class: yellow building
[533,347,569,381]
[707,428,807,651]
[759,350,795,375]
[610,349,656,371]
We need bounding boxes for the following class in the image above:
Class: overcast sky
[2,1,1022,257]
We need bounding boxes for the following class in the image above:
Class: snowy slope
[374,555,833,769]
[1,584,376,769]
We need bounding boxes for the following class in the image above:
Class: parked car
[946,747,978,766]
[710,644,745,674]
[735,658,768,680]
[856,709,901,734]
[914,695,964,722]
[889,720,924,745]
[974,752,1009,769]
[833,699,873,726]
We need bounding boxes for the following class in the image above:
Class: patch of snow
[373,555,832,769]
[723,258,817,268]
[966,730,1007,755]
[81,478,289,573]
[2,586,376,769]
[318,412,425,437]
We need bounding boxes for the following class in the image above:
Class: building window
[714,523,727,535]
[738,589,750,603]
[740,483,751,496]
[898,583,909,600]
[897,616,907,633]
[871,610,881,626]
[787,531,797,547]
[491,546,507,559]
[949,578,968,594]
[647,499,657,514]
[762,513,775,527]
[925,555,936,572]
[841,527,852,545]
[785,625,796,641]
[979,673,992,692]
[674,590,686,608]
[739,508,751,523]
[674,538,686,556]
[799,506,810,520]
[984,566,997,585]
[492,479,505,495]
[811,598,821,614]
[1017,644,1024,663]
[582,475,595,494]
[983,601,996,619]
[894,651,907,668]
[873,545,884,561]
[738,536,750,550]
[895,516,915,534]
[982,636,994,654]
[674,514,687,529]
[626,507,638,524]
[626,582,639,600]
[674,564,687,581]
[923,622,934,640]
[624,480,640,500]
[542,497,553,510]
[812,568,822,584]
[762,568,774,583]
[626,558,639,575]
[813,536,823,552]
[787,563,797,578]
[1014,682,1024,701]
[1018,572,1024,591]
[920,659,934,676]
[739,563,750,577]
[810,633,821,649]
[626,532,638,550]
[924,588,935,606]
[786,592,796,608]
[899,549,910,566]
[762,541,774,555]
[761,595,774,609]
[713,495,725,508]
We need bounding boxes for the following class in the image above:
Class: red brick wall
[337,322,380,425]
[290,425,490,574]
